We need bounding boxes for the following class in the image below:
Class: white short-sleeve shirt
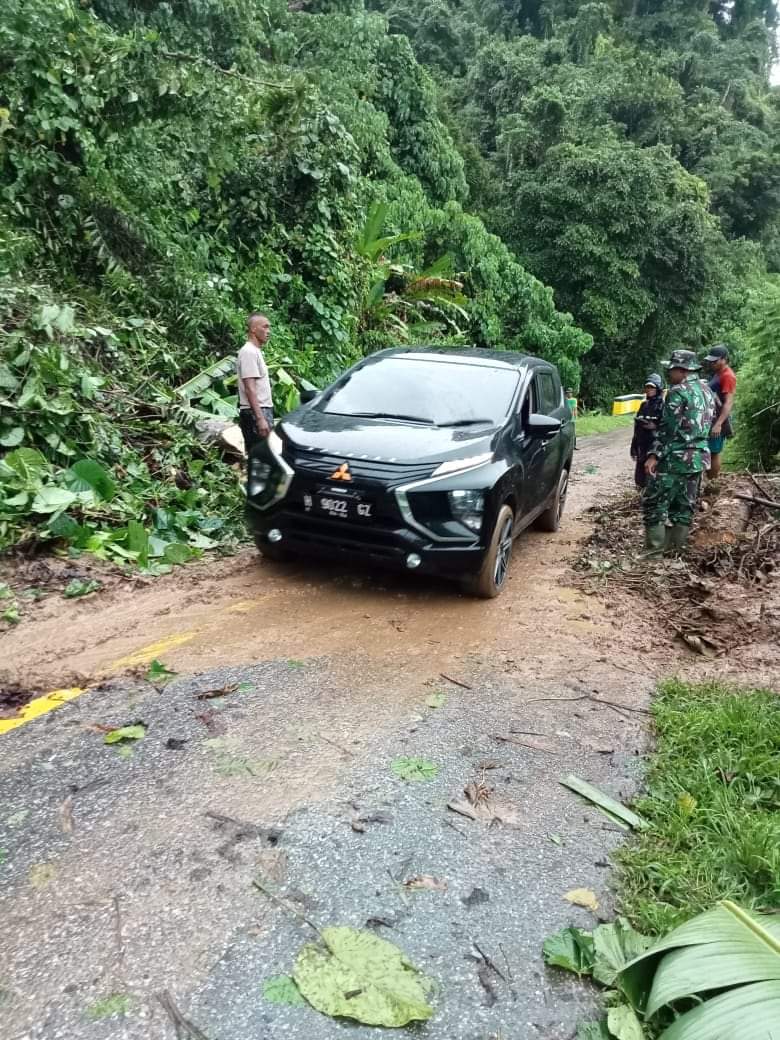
[236,342,272,408]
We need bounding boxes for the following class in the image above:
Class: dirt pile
[574,474,780,657]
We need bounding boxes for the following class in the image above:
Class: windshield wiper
[438,417,494,427]
[351,411,434,424]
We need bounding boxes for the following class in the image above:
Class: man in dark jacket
[630,374,664,489]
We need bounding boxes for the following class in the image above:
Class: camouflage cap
[661,349,701,372]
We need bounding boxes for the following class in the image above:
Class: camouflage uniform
[643,351,715,552]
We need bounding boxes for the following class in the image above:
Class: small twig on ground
[204,810,259,833]
[440,672,473,690]
[318,734,355,757]
[195,682,238,700]
[156,990,210,1040]
[252,875,321,936]
[473,941,507,983]
[442,815,468,837]
[113,895,124,972]
[525,693,650,716]
[492,734,560,754]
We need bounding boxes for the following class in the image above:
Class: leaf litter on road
[262,975,306,1006]
[403,875,447,892]
[104,724,146,745]
[391,756,439,781]
[564,888,600,912]
[447,778,523,828]
[560,774,644,830]
[145,659,176,684]
[293,926,435,1027]
[425,691,447,708]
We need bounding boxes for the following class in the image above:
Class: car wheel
[253,533,293,563]
[536,468,569,533]
[465,504,514,599]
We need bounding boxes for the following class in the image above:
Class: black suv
[246,348,574,597]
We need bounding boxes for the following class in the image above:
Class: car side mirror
[527,413,562,438]
[299,385,320,404]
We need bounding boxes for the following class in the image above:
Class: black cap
[704,344,729,363]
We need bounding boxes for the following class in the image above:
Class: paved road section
[0,429,653,1039]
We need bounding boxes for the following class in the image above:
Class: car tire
[536,468,569,533]
[464,504,515,599]
[253,533,293,563]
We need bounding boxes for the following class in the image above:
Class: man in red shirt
[704,344,736,479]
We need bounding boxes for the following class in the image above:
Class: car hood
[280,409,498,465]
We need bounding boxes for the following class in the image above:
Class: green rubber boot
[644,522,667,558]
[666,524,690,554]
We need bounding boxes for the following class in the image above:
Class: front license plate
[314,492,373,521]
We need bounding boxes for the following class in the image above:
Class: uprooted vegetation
[574,475,780,658]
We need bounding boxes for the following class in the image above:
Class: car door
[516,367,564,516]
[509,375,547,523]
[536,367,568,498]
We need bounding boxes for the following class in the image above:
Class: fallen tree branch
[734,492,780,511]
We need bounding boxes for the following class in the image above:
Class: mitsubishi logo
[330,462,352,481]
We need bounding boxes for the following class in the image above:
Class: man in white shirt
[236,312,273,454]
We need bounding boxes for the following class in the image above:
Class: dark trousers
[239,407,274,456]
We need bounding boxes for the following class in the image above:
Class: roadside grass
[617,679,780,936]
[576,411,635,437]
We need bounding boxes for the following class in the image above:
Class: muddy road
[4,429,635,693]
[0,429,692,1040]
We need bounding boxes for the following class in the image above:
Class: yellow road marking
[2,631,198,737]
[110,632,195,669]
[0,688,84,736]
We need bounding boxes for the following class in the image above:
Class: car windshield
[320,358,519,426]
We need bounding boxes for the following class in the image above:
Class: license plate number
[311,493,372,520]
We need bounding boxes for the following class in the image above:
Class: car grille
[287,449,436,487]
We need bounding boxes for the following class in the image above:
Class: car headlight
[448,489,484,532]
[433,453,492,477]
[248,457,272,497]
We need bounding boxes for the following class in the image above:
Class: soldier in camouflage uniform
[643,349,716,556]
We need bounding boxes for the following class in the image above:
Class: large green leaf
[542,926,595,975]
[30,486,77,514]
[627,902,780,1017]
[593,919,653,985]
[607,1005,645,1040]
[659,980,780,1040]
[67,460,116,502]
[293,926,434,1026]
[127,521,149,568]
[2,447,49,484]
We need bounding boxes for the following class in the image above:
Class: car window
[321,358,519,425]
[536,371,559,415]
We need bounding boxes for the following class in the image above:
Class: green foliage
[371,0,780,408]
[85,994,132,1021]
[617,680,780,936]
[390,756,440,780]
[1,0,591,556]
[730,284,780,469]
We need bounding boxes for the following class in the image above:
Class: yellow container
[612,394,644,416]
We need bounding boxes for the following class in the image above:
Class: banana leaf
[174,356,235,400]
[660,980,780,1040]
[620,901,780,1037]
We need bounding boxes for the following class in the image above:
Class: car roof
[372,346,554,372]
